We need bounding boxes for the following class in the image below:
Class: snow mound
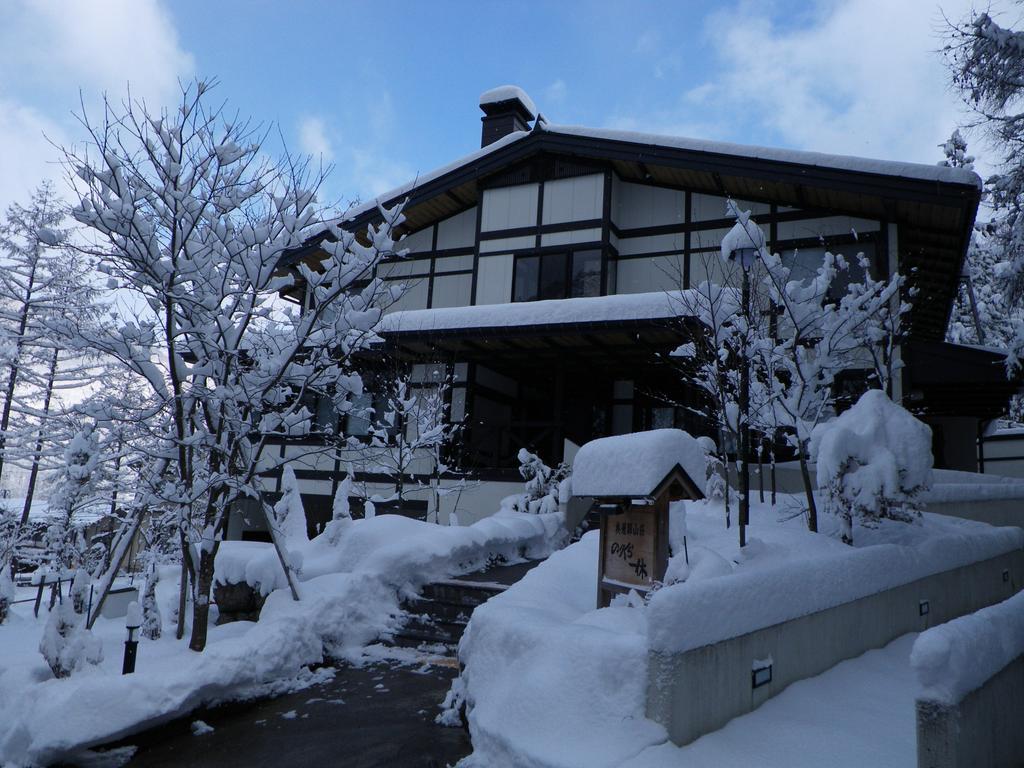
[572,429,708,499]
[479,85,537,118]
[812,389,933,513]
[911,589,1024,705]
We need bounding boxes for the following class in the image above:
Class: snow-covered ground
[454,495,1022,768]
[0,509,565,767]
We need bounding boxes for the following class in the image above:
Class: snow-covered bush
[812,389,933,545]
[0,566,13,624]
[141,565,162,641]
[272,466,309,578]
[39,571,103,678]
[514,448,570,515]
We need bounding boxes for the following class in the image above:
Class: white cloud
[298,116,335,161]
[619,0,1002,167]
[0,0,193,213]
[544,79,568,106]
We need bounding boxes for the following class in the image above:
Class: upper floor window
[513,249,603,302]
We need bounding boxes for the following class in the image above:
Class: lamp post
[729,246,758,549]
[123,600,142,674]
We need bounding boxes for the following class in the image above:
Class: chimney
[479,85,537,148]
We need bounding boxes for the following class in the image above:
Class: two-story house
[237,85,1016,535]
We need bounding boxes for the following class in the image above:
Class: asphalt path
[79,657,471,768]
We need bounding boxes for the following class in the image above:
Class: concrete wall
[926,498,1024,529]
[916,654,1024,768]
[646,549,1024,746]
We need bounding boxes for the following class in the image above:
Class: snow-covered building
[258,86,1017,531]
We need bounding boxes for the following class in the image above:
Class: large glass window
[514,249,604,302]
[513,256,540,302]
[570,250,601,298]
[539,253,568,300]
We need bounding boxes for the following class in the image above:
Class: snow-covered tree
[670,201,907,534]
[811,389,933,545]
[271,465,308,586]
[44,424,102,571]
[0,184,99,503]
[60,80,402,651]
[368,364,463,519]
[945,10,1024,367]
[141,562,162,641]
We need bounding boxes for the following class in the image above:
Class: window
[570,250,601,297]
[513,249,604,302]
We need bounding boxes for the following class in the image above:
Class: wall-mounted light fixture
[1003,569,1010,583]
[919,599,930,616]
[752,658,773,689]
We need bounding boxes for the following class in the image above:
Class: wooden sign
[602,507,657,588]
[596,496,669,608]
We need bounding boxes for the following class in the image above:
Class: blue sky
[0,0,1008,215]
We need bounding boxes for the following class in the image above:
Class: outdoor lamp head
[730,246,759,270]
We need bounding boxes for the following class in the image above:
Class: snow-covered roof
[377,290,700,335]
[572,429,708,499]
[543,124,982,188]
[302,129,531,241]
[479,85,537,118]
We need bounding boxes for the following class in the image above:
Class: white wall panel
[383,278,428,313]
[437,207,477,249]
[616,232,685,256]
[615,256,684,294]
[540,227,602,247]
[434,254,474,273]
[431,273,473,308]
[776,216,879,242]
[481,184,539,231]
[480,234,535,253]
[475,254,514,304]
[378,259,429,279]
[613,180,684,229]
[400,226,434,253]
[542,174,603,225]
[692,193,769,221]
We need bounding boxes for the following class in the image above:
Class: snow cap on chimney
[478,85,537,147]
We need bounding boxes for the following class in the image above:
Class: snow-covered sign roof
[377,290,700,335]
[572,429,707,500]
[543,124,982,189]
[479,85,538,118]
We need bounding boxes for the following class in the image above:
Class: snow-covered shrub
[0,566,13,624]
[141,566,162,641]
[812,389,933,544]
[39,585,104,678]
[696,435,726,503]
[514,448,570,515]
[272,466,308,577]
[324,474,354,545]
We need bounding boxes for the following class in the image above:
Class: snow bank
[647,520,1021,654]
[0,509,566,766]
[216,509,565,596]
[911,589,1024,705]
[458,533,666,768]
[572,429,708,499]
[0,572,392,766]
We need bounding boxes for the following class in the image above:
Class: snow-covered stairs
[393,561,542,655]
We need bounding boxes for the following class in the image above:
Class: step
[421,580,506,607]
[400,596,474,624]
[392,622,463,646]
